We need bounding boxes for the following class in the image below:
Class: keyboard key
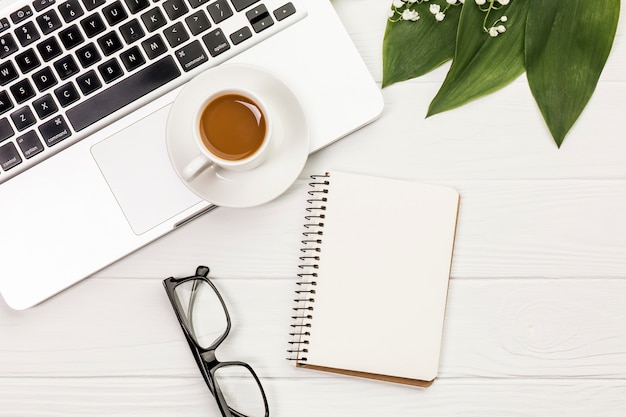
[10,79,36,103]
[80,13,106,37]
[141,8,167,32]
[33,0,57,12]
[163,0,189,20]
[0,33,19,58]
[185,10,211,36]
[37,37,63,61]
[247,5,273,33]
[76,43,101,67]
[98,58,124,83]
[33,94,59,118]
[81,0,105,12]
[202,28,229,57]
[39,114,71,146]
[0,62,19,86]
[15,21,41,46]
[16,130,45,159]
[32,66,58,91]
[59,24,84,49]
[120,19,145,44]
[207,0,233,24]
[10,6,34,25]
[175,40,208,71]
[231,0,259,12]
[76,70,102,95]
[54,55,80,79]
[124,0,151,14]
[59,0,85,23]
[54,82,80,106]
[36,9,63,35]
[141,34,167,59]
[230,26,251,45]
[164,22,189,48]
[0,142,22,171]
[119,46,145,71]
[66,56,180,131]
[16,49,41,73]
[103,1,129,26]
[0,118,15,142]
[274,2,296,21]
[0,91,14,115]
[0,18,9,34]
[97,31,123,56]
[11,106,37,131]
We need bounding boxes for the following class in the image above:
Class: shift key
[39,115,71,146]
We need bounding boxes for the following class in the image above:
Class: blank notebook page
[296,171,460,383]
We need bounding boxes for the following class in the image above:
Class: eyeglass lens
[214,364,267,417]
[173,279,228,349]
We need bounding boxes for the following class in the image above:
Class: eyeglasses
[163,266,269,417]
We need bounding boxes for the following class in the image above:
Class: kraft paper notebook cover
[287,171,460,387]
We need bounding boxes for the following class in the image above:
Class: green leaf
[525,0,620,147]
[427,1,530,117]
[382,3,461,88]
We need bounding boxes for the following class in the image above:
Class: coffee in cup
[182,89,272,181]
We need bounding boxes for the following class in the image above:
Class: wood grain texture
[1,1,626,416]
[2,378,626,417]
[92,179,626,280]
[1,279,625,380]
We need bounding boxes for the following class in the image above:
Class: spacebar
[66,56,181,132]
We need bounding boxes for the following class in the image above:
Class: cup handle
[182,154,214,181]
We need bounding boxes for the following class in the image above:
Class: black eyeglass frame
[163,266,269,417]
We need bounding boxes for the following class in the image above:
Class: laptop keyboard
[0,0,304,183]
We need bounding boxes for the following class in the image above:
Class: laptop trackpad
[91,105,203,235]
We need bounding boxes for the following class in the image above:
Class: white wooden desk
[2,1,626,415]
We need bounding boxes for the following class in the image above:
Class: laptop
[0,0,383,309]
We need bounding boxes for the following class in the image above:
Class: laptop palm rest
[91,104,203,235]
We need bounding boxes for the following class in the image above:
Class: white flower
[392,0,406,8]
[446,0,457,4]
[387,8,395,18]
[489,27,499,37]
[435,11,445,21]
[497,0,510,5]
[501,15,508,22]
[407,0,418,3]
[475,0,486,5]
[402,8,420,21]
[430,4,441,14]
[497,25,506,33]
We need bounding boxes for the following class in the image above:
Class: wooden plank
[0,377,625,417]
[1,279,626,379]
[306,81,626,177]
[93,178,626,280]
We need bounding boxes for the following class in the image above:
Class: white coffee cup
[182,88,273,181]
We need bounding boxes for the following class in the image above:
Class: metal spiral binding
[287,173,330,363]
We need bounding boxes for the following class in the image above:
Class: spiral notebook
[288,171,460,387]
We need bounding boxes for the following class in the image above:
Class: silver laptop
[0,0,383,309]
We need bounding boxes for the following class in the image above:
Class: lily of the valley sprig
[388,0,511,37]
[388,0,463,23]
[382,0,620,147]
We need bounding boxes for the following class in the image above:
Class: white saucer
[166,64,309,208]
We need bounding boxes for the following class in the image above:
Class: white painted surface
[1,1,626,415]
